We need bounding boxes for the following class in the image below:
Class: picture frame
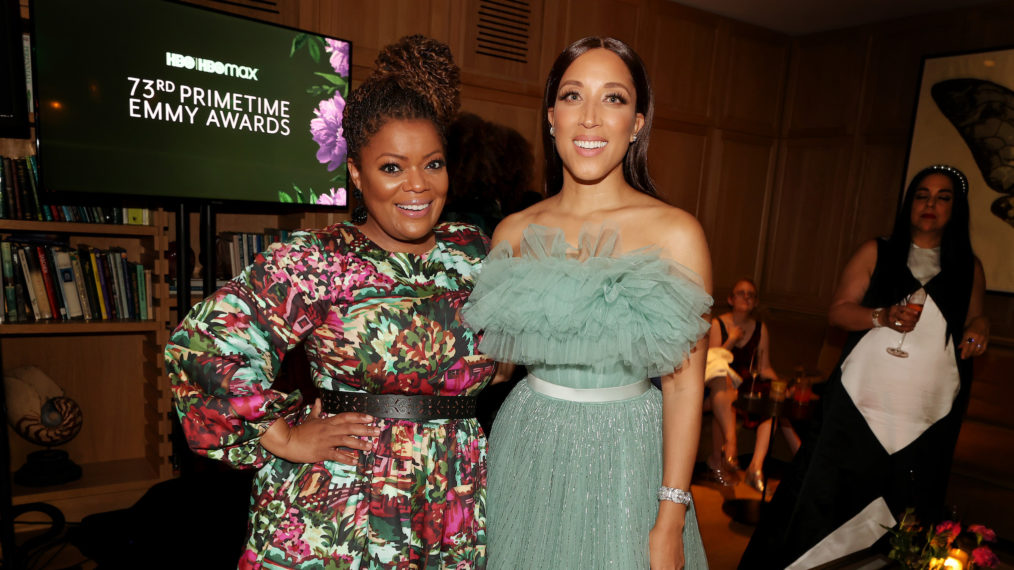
[907,46,1014,294]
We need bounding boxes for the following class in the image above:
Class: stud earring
[351,188,368,224]
[549,126,555,137]
[631,135,638,142]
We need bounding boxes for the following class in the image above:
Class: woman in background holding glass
[741,164,990,569]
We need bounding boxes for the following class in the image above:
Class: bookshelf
[0,212,172,560]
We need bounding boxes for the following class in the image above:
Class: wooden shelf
[0,320,161,335]
[11,458,168,525]
[0,219,157,237]
[0,209,173,542]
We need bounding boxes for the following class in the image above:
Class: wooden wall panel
[783,31,868,137]
[554,0,641,47]
[646,124,709,213]
[642,1,719,124]
[842,141,908,254]
[699,132,777,291]
[459,95,545,188]
[454,0,545,96]
[296,0,451,71]
[763,138,854,311]
[965,2,1014,51]
[861,15,967,137]
[716,23,789,137]
[183,0,296,26]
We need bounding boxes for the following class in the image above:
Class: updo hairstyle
[343,34,461,166]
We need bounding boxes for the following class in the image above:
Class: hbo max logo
[165,52,259,80]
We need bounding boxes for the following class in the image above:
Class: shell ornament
[4,366,83,447]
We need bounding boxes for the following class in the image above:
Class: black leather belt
[320,389,477,420]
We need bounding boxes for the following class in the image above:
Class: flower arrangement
[886,509,1000,569]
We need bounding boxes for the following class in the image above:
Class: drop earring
[351,188,368,224]
[549,126,555,137]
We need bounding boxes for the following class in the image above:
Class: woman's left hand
[960,317,990,359]
[649,521,685,570]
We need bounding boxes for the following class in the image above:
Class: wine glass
[886,288,927,358]
[745,349,761,398]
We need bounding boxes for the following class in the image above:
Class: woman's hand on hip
[261,399,380,465]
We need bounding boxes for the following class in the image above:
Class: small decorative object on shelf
[3,365,83,486]
[885,508,1000,569]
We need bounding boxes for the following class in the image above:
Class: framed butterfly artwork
[907,46,1014,294]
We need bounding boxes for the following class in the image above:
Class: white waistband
[526,374,652,402]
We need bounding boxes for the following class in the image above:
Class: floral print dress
[165,221,493,570]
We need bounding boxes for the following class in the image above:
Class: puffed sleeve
[164,231,357,469]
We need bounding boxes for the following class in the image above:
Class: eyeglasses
[733,291,757,299]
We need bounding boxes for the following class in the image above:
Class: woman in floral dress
[165,35,493,569]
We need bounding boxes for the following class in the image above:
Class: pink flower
[969,524,997,542]
[442,489,469,546]
[935,520,961,538]
[310,94,347,171]
[324,39,350,76]
[971,546,999,568]
[316,187,347,206]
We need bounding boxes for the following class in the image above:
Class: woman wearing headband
[741,164,990,569]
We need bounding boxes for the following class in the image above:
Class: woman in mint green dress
[463,37,713,569]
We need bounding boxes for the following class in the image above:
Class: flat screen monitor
[31,0,351,209]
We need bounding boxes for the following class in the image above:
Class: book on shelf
[53,248,84,319]
[1,242,16,322]
[8,157,23,220]
[87,249,109,320]
[138,265,149,320]
[17,245,48,320]
[36,245,65,319]
[77,246,102,320]
[0,156,7,219]
[68,249,93,320]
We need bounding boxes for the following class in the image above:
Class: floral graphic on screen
[311,94,347,172]
[279,34,351,207]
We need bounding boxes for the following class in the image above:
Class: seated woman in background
[706,278,800,492]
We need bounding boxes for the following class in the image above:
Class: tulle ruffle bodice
[462,224,712,388]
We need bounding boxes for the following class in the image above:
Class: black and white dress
[740,239,974,569]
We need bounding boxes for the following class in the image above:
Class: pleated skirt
[486,378,708,569]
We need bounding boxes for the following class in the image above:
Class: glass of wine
[886,288,927,358]
[745,349,761,398]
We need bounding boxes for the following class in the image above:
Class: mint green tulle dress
[462,225,712,569]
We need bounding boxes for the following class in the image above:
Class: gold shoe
[705,460,737,487]
[746,469,765,494]
[723,452,741,474]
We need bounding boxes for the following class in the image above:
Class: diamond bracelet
[657,486,693,506]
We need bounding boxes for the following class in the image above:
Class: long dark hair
[542,36,655,196]
[886,165,974,278]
